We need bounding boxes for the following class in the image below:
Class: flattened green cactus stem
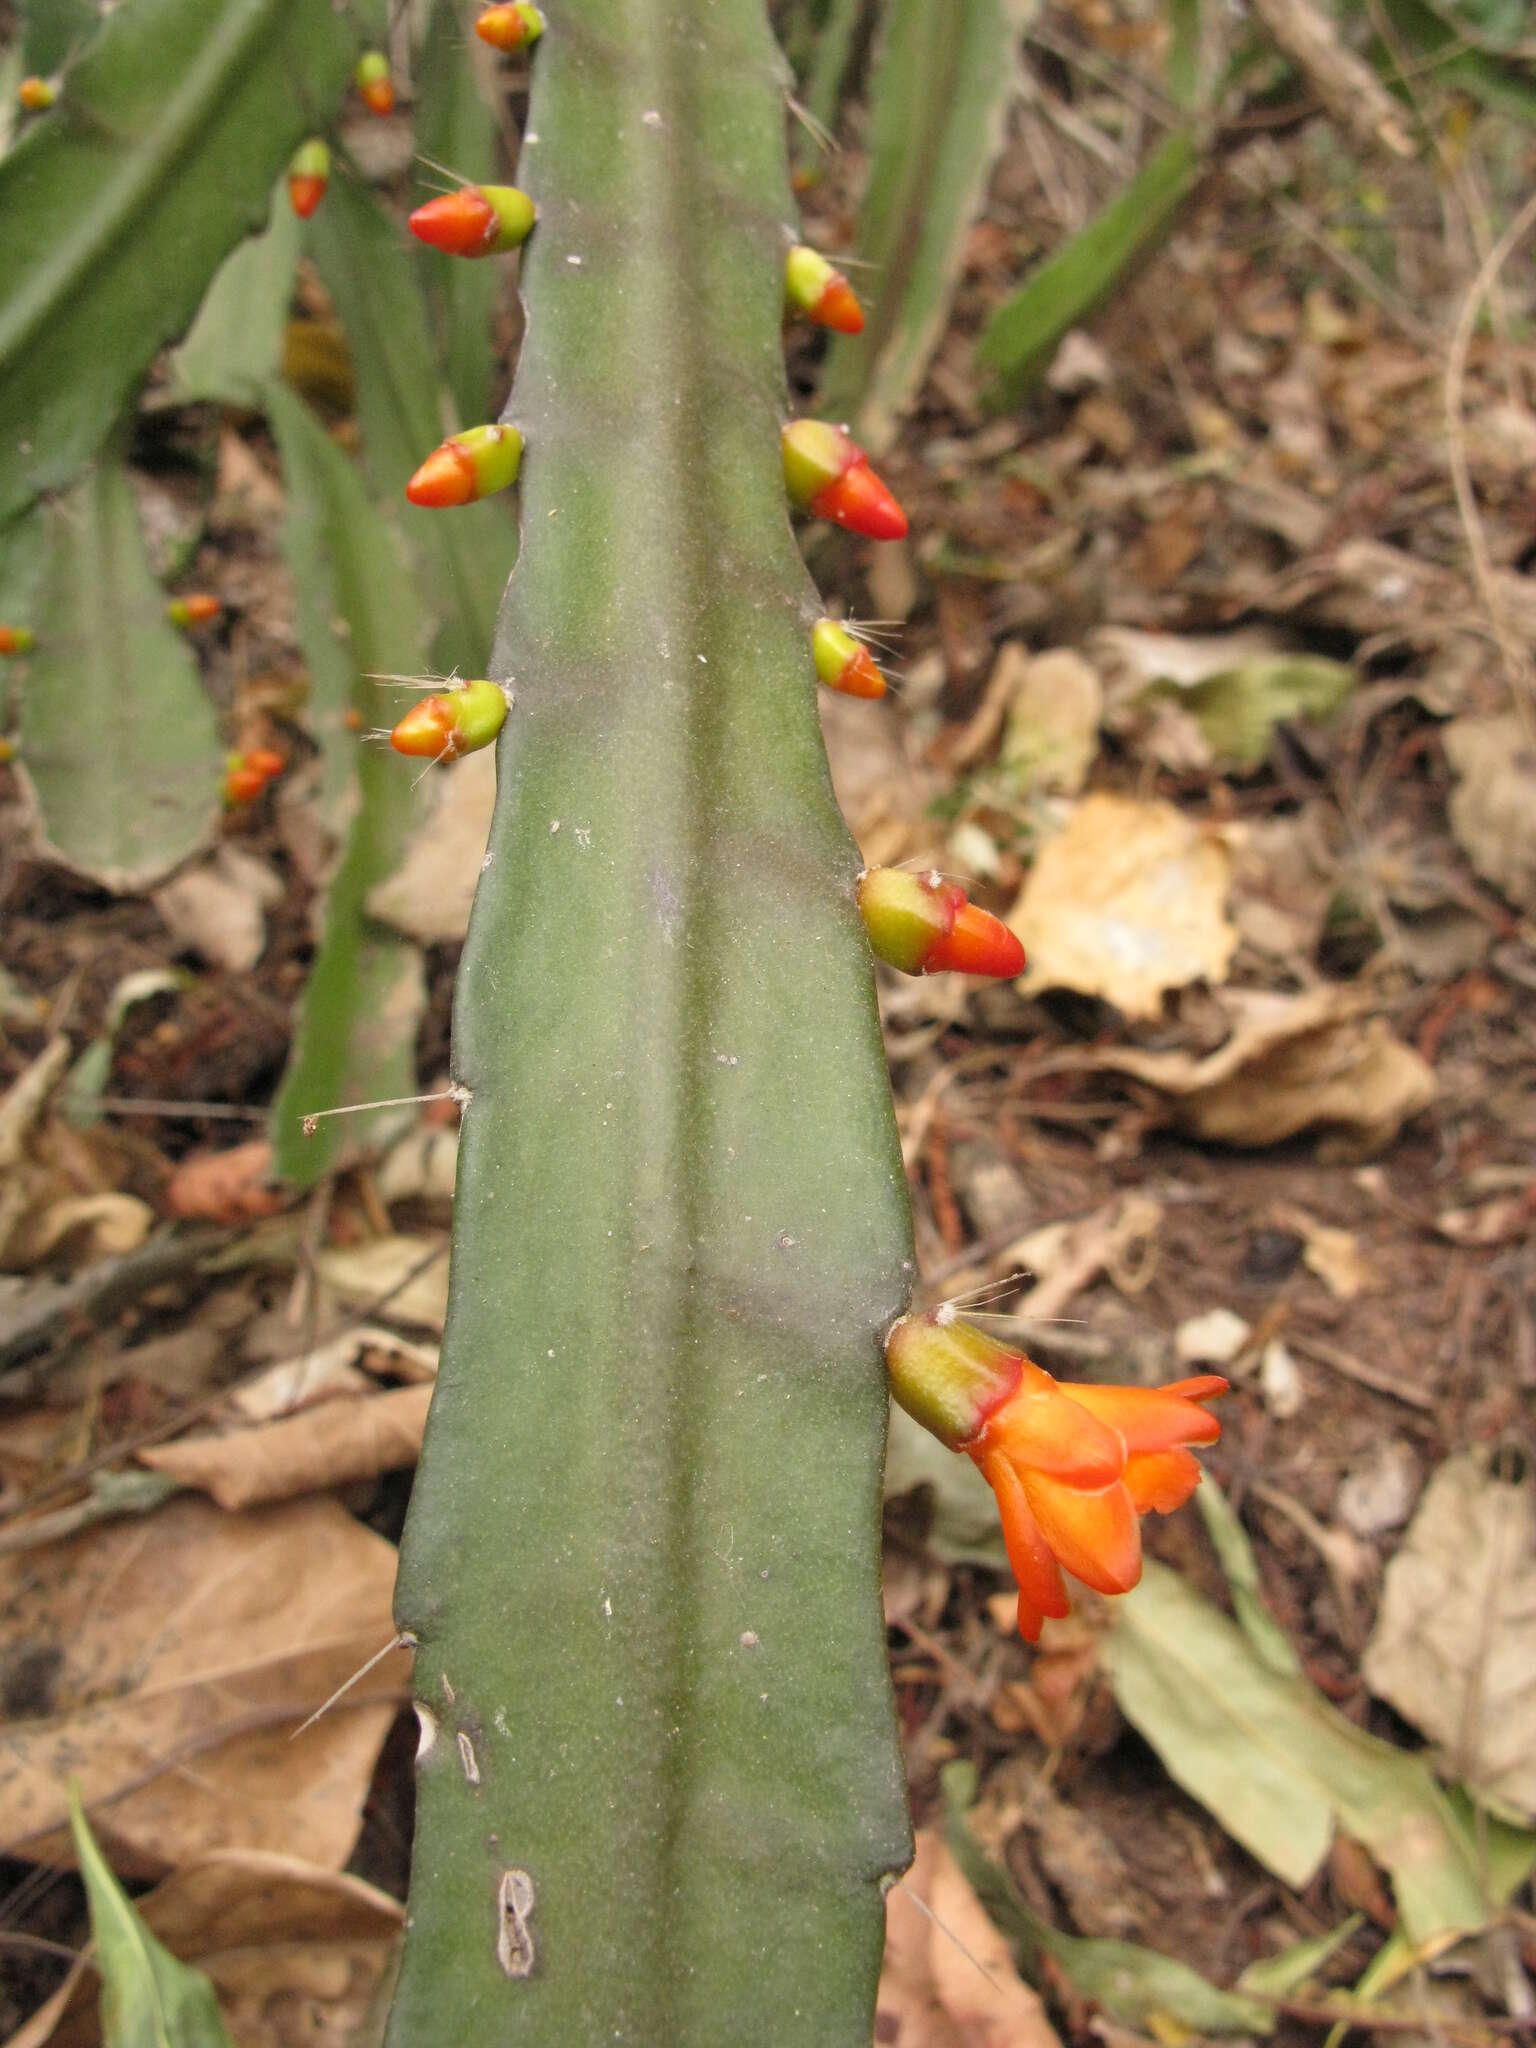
[386,1,915,2041]
[813,616,886,699]
[405,422,523,507]
[781,417,908,538]
[389,678,510,760]
[476,2,545,52]
[410,183,538,257]
[858,865,1025,977]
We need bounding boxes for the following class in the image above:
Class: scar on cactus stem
[886,1309,1227,1640]
[18,75,57,112]
[406,423,523,508]
[356,50,395,117]
[0,626,35,656]
[475,2,545,53]
[858,866,1024,978]
[288,138,330,220]
[781,419,907,540]
[167,595,222,631]
[813,618,886,699]
[409,183,536,258]
[389,679,510,762]
[785,246,864,334]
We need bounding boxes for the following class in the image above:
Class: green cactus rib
[386,2,915,2042]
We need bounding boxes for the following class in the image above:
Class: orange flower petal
[1123,1447,1202,1515]
[1022,1473,1142,1596]
[1061,1377,1225,1457]
[983,1387,1125,1488]
[979,1450,1069,1642]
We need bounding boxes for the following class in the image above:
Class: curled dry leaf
[998,647,1103,796]
[0,1493,407,1876]
[1444,714,1536,915]
[315,1234,450,1333]
[876,1830,1061,2048]
[164,1139,285,1224]
[1086,985,1436,1153]
[138,1382,432,1510]
[1008,793,1237,1019]
[7,1849,403,2048]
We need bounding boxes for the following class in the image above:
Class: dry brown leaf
[1445,713,1536,914]
[232,1326,437,1422]
[1008,794,1237,1019]
[6,1849,402,2048]
[0,1493,406,1875]
[876,1830,1061,2048]
[1269,1201,1378,1298]
[164,1139,285,1224]
[153,848,282,974]
[6,1193,155,1268]
[1087,985,1435,1153]
[138,1383,432,1510]
[1000,650,1102,796]
[367,747,495,944]
[315,1235,450,1333]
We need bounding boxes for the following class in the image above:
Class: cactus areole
[387,2,914,2044]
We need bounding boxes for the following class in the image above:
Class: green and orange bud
[167,594,222,631]
[356,50,395,116]
[409,183,536,258]
[857,866,1024,978]
[0,737,16,764]
[405,422,523,508]
[886,1308,1227,1640]
[812,618,886,700]
[18,76,57,112]
[785,246,864,334]
[288,138,330,220]
[781,419,907,540]
[475,3,544,52]
[0,626,35,656]
[389,679,509,762]
[223,749,284,807]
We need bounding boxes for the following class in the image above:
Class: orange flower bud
[857,867,1023,979]
[356,50,395,117]
[887,1309,1227,1639]
[785,246,865,334]
[0,737,16,765]
[389,680,509,762]
[475,3,545,52]
[222,749,284,806]
[409,184,536,258]
[0,626,35,656]
[244,748,286,781]
[406,423,523,508]
[781,419,907,540]
[288,138,330,220]
[166,594,222,630]
[19,76,57,112]
[812,618,886,699]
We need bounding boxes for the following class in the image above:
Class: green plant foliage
[0,0,376,525]
[941,1762,1277,2034]
[1139,651,1356,772]
[167,180,302,406]
[68,1783,234,2048]
[307,174,513,677]
[977,127,1203,405]
[17,461,221,890]
[386,1,914,2039]
[818,0,1032,450]
[413,0,503,428]
[22,0,103,77]
[792,0,868,174]
[265,384,429,1189]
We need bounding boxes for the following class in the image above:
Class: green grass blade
[0,0,373,524]
[817,0,1031,450]
[976,127,1203,405]
[17,460,221,890]
[306,172,514,678]
[265,384,429,1188]
[386,1,914,2039]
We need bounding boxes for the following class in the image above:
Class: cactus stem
[409,184,537,257]
[475,3,545,53]
[288,138,331,220]
[857,866,1025,978]
[405,423,523,507]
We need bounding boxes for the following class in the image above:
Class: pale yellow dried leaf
[138,1384,432,1510]
[1445,713,1536,914]
[315,1235,449,1333]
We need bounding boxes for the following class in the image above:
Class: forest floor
[2,5,1534,2045]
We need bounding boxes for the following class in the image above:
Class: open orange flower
[885,1309,1225,1640]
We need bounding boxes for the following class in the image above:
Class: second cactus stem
[387,3,914,2042]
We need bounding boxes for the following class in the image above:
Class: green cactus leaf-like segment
[0,0,379,526]
[265,384,428,1189]
[414,0,504,428]
[791,0,867,176]
[168,179,302,407]
[22,0,102,78]
[307,175,514,678]
[386,2,915,2041]
[976,128,1204,405]
[816,0,1030,452]
[17,461,221,891]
